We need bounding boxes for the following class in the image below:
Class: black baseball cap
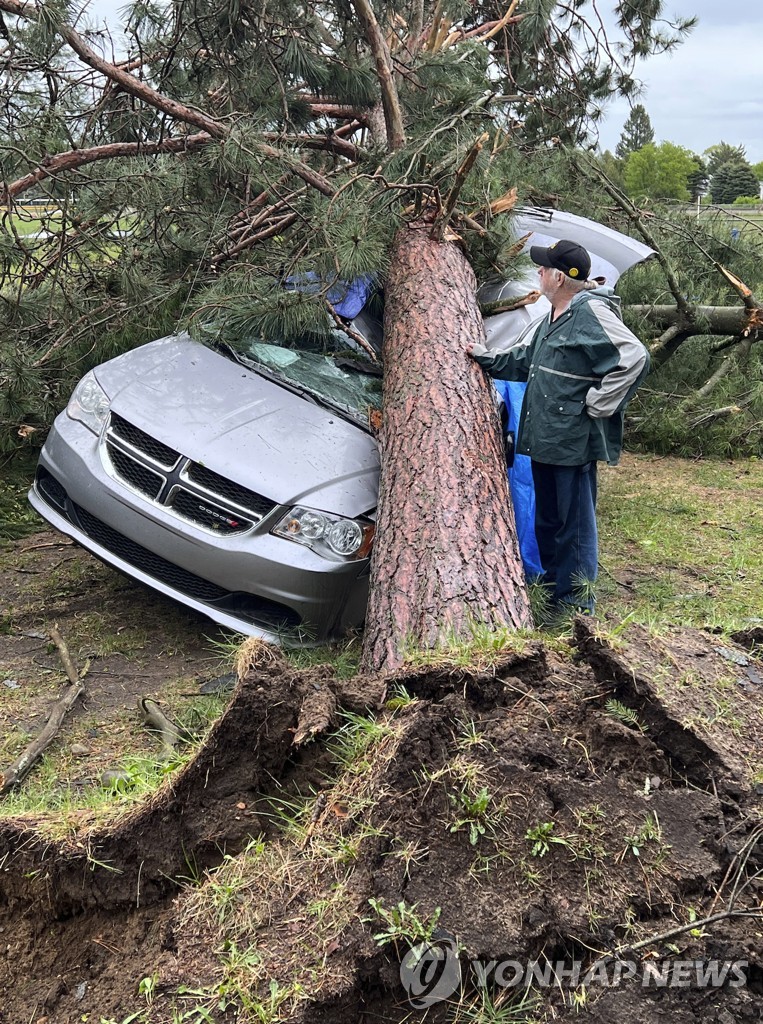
[530,239,591,281]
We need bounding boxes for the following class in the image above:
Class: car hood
[95,335,380,517]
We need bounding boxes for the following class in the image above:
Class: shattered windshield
[209,328,383,427]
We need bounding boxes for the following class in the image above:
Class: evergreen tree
[705,142,747,176]
[711,160,761,204]
[686,155,710,202]
[615,103,654,159]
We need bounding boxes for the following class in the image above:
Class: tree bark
[361,223,533,674]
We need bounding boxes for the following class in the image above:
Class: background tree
[623,141,698,201]
[686,155,710,202]
[704,142,748,177]
[711,160,761,204]
[615,103,654,159]
[596,149,625,189]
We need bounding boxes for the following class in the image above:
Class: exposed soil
[0,595,759,1021]
[0,529,231,793]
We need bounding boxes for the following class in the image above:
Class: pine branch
[0,0,225,139]
[0,2,344,202]
[680,334,755,409]
[326,302,379,362]
[688,404,744,429]
[446,1,523,47]
[571,151,692,319]
[211,213,300,266]
[2,134,213,202]
[303,102,368,122]
[262,131,363,162]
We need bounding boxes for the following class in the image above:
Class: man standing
[467,239,650,620]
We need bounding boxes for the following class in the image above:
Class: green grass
[0,693,227,832]
[597,452,763,632]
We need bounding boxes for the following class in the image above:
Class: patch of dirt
[0,617,761,1023]
[0,529,231,794]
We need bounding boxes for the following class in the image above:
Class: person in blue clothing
[467,239,650,620]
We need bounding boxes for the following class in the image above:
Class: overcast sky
[84,0,763,165]
[597,0,763,164]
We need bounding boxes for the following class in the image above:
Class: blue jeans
[530,460,598,611]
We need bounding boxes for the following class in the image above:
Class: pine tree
[710,160,761,204]
[615,104,655,159]
[705,142,747,177]
[0,0,697,669]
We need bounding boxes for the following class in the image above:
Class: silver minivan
[29,210,652,642]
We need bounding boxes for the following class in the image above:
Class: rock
[198,671,237,695]
[100,769,133,790]
[70,744,90,757]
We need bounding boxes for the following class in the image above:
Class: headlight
[67,371,110,434]
[272,506,374,560]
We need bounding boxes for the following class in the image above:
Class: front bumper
[29,412,370,643]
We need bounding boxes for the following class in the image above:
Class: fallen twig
[0,624,85,795]
[19,540,74,552]
[139,697,192,759]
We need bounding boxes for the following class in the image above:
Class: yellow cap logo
[569,267,579,277]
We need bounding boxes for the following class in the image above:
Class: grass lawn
[597,451,763,632]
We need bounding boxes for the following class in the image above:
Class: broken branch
[3,134,213,202]
[351,0,406,151]
[431,132,488,241]
[0,624,84,795]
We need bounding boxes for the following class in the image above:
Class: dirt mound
[0,623,761,1023]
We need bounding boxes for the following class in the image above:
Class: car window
[210,329,383,425]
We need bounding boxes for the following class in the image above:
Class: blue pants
[530,460,598,611]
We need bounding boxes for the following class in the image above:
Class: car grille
[185,462,277,520]
[36,467,68,513]
[34,469,302,632]
[107,444,164,500]
[104,413,278,532]
[169,488,253,534]
[73,503,229,600]
[110,412,181,468]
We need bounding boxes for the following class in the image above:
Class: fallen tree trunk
[630,304,760,338]
[361,222,533,674]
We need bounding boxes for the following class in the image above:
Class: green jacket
[471,287,650,466]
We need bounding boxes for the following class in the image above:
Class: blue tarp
[492,379,543,579]
[284,272,375,320]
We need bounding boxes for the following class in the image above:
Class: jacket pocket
[553,398,586,417]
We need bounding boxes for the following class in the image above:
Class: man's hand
[466,343,475,356]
